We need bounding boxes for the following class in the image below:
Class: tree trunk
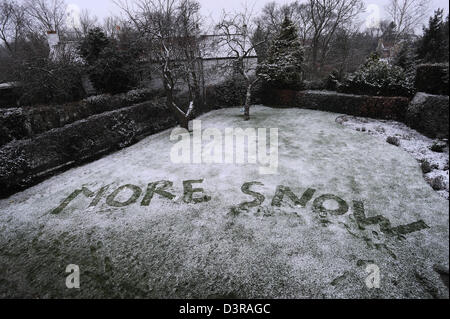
[312,38,319,71]
[165,99,189,130]
[244,83,252,121]
[190,63,203,111]
[164,82,190,130]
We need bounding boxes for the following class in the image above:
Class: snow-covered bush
[339,55,414,97]
[257,16,304,90]
[123,88,156,105]
[0,147,32,190]
[83,94,111,107]
[111,113,138,148]
[83,88,160,112]
[303,80,326,90]
[0,109,28,147]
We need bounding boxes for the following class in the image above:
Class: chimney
[46,31,60,48]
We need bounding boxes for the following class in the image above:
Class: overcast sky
[65,0,450,30]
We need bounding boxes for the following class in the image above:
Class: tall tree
[115,0,203,130]
[393,40,416,73]
[416,9,449,63]
[24,0,67,33]
[257,15,304,90]
[78,27,109,64]
[386,0,431,38]
[73,9,99,38]
[307,0,365,71]
[0,0,29,55]
[254,1,312,56]
[215,6,266,121]
[255,0,364,78]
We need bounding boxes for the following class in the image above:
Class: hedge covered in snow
[0,88,164,148]
[0,99,176,198]
[204,79,263,110]
[263,89,449,140]
[263,89,410,121]
[0,80,265,197]
[1,81,448,198]
[406,92,449,139]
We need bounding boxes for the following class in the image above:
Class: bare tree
[307,0,365,70]
[176,0,203,110]
[327,21,372,76]
[255,1,313,46]
[386,0,431,37]
[0,0,29,55]
[115,0,202,130]
[255,0,364,78]
[24,0,67,33]
[215,7,266,121]
[73,9,98,38]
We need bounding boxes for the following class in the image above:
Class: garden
[0,0,448,299]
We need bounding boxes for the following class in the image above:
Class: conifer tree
[257,16,304,90]
[393,41,416,74]
[416,9,449,63]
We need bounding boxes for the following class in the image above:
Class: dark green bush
[415,63,449,95]
[206,77,247,108]
[78,28,110,65]
[16,57,85,105]
[86,46,141,95]
[79,28,142,95]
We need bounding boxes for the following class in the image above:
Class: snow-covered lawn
[0,106,448,298]
[337,115,449,200]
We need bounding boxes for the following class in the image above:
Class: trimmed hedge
[0,80,257,197]
[204,80,263,110]
[0,109,28,146]
[4,78,446,199]
[263,89,410,121]
[415,63,449,95]
[0,87,19,108]
[406,92,449,139]
[0,88,164,147]
[0,99,176,198]
[1,79,267,149]
[1,80,262,148]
